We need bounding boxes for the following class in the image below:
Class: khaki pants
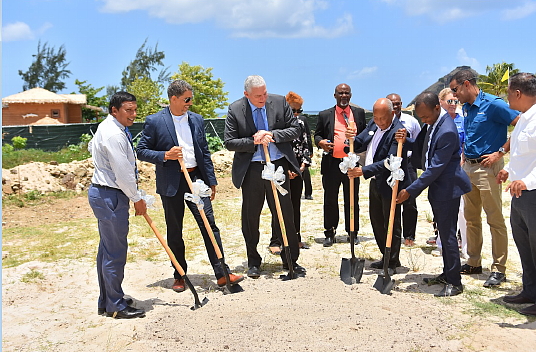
[462,159,508,273]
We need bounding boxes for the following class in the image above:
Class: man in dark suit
[346,98,410,274]
[397,92,472,297]
[314,83,366,247]
[224,75,303,278]
[137,80,243,292]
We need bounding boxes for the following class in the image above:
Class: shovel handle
[348,121,355,233]
[177,157,224,259]
[385,140,404,248]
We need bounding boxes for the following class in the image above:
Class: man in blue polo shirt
[450,69,519,287]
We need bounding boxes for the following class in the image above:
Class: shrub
[207,135,224,153]
[11,136,27,150]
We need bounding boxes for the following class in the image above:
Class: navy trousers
[89,185,130,313]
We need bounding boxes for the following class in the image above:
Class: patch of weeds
[462,287,521,318]
[21,269,45,283]
[405,247,426,272]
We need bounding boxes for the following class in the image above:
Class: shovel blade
[340,257,365,285]
[373,275,396,295]
[222,283,244,294]
[191,297,209,310]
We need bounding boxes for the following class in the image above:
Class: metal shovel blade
[373,274,395,295]
[340,257,366,285]
[183,276,209,310]
[219,258,244,294]
[191,297,209,311]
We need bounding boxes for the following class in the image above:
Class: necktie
[421,125,432,171]
[125,127,139,184]
[254,108,267,131]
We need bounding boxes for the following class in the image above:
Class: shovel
[373,139,404,295]
[340,120,365,284]
[262,144,298,281]
[178,158,243,294]
[143,213,208,310]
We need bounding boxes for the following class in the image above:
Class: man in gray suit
[224,75,304,278]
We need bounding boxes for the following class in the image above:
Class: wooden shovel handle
[385,140,404,248]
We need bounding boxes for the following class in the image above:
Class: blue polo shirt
[463,90,518,159]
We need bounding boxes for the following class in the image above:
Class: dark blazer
[314,105,366,174]
[136,108,217,197]
[406,113,471,201]
[352,118,412,199]
[224,94,300,189]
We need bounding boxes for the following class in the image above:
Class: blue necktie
[254,107,267,131]
[125,127,139,184]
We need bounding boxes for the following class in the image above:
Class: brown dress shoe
[217,273,245,287]
[172,278,186,292]
[520,304,536,316]
[503,294,535,304]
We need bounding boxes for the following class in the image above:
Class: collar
[171,108,188,122]
[335,105,350,116]
[248,100,265,113]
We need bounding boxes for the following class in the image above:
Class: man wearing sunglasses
[449,69,519,287]
[137,79,243,292]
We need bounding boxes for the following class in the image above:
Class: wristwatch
[498,147,506,154]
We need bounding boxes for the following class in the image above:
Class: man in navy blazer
[346,98,411,274]
[137,80,243,292]
[397,92,472,297]
[224,75,303,278]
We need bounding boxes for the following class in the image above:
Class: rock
[49,161,58,165]
[10,169,17,174]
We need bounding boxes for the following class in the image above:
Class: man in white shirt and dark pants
[89,92,147,319]
[497,72,536,316]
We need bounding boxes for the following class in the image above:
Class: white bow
[138,189,156,209]
[384,155,405,188]
[184,179,212,209]
[339,152,360,174]
[261,162,288,195]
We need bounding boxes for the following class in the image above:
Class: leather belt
[91,183,120,191]
[186,166,197,173]
[466,157,484,164]
[252,160,267,165]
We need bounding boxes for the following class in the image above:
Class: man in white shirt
[89,91,146,319]
[497,72,536,315]
[387,94,421,246]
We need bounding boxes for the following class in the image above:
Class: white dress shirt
[504,103,536,190]
[365,124,390,167]
[171,109,197,168]
[399,112,421,158]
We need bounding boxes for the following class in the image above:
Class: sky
[2,0,536,112]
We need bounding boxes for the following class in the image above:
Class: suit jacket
[406,113,471,202]
[352,118,412,199]
[314,105,366,174]
[224,94,300,189]
[136,108,217,197]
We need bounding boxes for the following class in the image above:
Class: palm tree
[478,62,519,99]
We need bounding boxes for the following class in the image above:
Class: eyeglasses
[446,99,459,105]
[292,109,303,113]
[183,97,193,103]
[451,82,464,93]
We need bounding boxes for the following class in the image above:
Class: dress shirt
[504,103,536,191]
[333,106,354,158]
[249,101,283,162]
[424,112,443,169]
[90,114,141,202]
[365,123,390,167]
[398,112,421,157]
[171,109,197,168]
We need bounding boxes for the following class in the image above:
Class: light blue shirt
[249,101,283,162]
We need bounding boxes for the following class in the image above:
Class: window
[51,109,60,118]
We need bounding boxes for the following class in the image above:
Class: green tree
[120,38,169,89]
[170,62,228,119]
[18,40,72,92]
[73,79,108,122]
[479,62,519,98]
[127,77,164,120]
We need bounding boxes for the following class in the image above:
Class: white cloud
[457,48,480,71]
[2,21,53,42]
[347,66,378,80]
[502,1,536,20]
[98,0,353,38]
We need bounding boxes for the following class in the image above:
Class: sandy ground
[2,172,536,352]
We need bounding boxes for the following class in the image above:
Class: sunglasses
[183,97,193,103]
[292,109,303,113]
[446,99,459,105]
[451,82,464,93]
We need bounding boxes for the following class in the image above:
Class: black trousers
[369,178,401,267]
[271,174,303,246]
[402,163,418,240]
[241,159,300,268]
[302,166,313,197]
[322,156,360,236]
[510,190,536,301]
[431,197,462,286]
[160,169,225,280]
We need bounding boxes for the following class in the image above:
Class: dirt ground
[2,169,536,352]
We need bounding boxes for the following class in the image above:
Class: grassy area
[2,145,91,169]
[2,190,83,208]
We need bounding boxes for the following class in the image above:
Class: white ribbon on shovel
[339,152,360,174]
[138,189,156,208]
[384,155,405,188]
[261,162,288,196]
[184,179,212,209]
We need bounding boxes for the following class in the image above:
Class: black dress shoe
[460,263,482,275]
[434,284,463,297]
[106,306,145,319]
[247,266,261,279]
[98,308,106,315]
[520,304,536,316]
[423,273,447,286]
[283,263,307,274]
[369,260,383,269]
[503,293,535,304]
[483,272,506,287]
[323,237,334,247]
